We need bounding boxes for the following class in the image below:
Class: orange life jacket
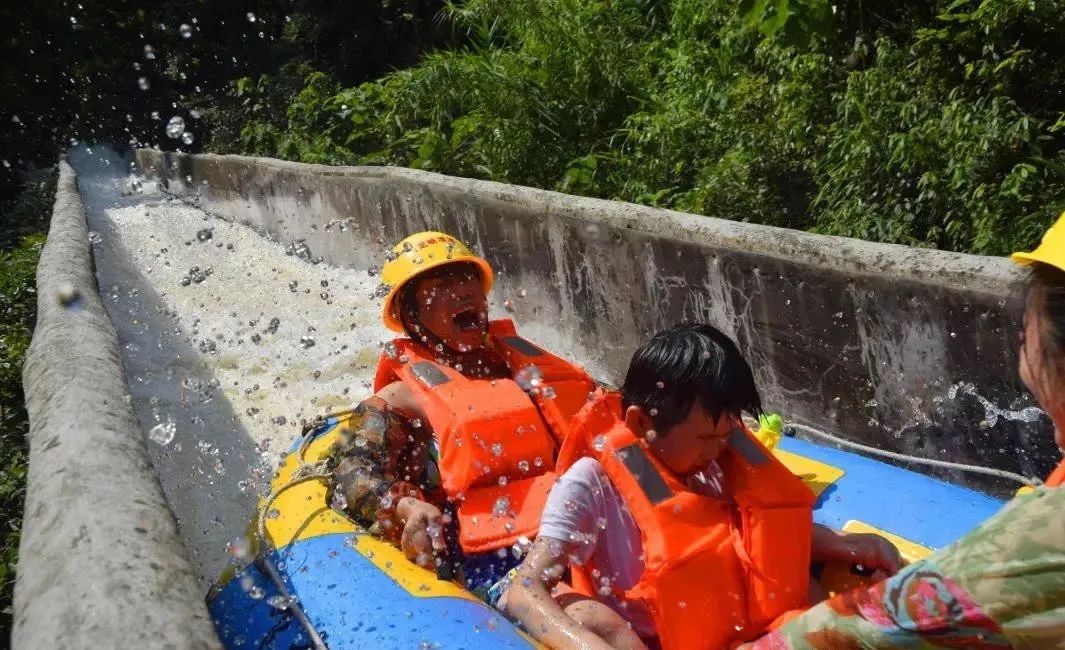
[563,391,816,649]
[373,319,595,553]
[1045,458,1065,487]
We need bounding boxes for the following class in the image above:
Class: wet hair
[1025,262,1065,385]
[621,322,762,434]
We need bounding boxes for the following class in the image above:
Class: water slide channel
[75,148,392,589]
[20,147,1048,648]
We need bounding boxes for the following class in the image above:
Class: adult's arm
[747,487,1065,648]
[330,386,432,530]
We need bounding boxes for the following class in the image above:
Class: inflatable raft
[207,413,1005,649]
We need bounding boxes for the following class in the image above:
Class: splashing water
[165,116,186,139]
[71,147,388,588]
[946,382,1045,428]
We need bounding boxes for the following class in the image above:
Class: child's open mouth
[452,306,482,332]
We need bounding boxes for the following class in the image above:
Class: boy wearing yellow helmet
[329,231,596,597]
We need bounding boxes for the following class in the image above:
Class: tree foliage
[0,0,451,203]
[0,172,53,639]
[243,0,1065,255]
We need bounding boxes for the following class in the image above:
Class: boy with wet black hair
[502,323,902,650]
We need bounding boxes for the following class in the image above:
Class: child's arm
[504,537,618,650]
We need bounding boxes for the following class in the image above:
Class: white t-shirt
[538,456,724,637]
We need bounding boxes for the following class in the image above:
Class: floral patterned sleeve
[327,396,440,533]
[751,486,1065,649]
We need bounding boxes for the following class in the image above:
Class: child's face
[628,401,735,476]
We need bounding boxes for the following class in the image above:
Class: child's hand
[841,532,903,579]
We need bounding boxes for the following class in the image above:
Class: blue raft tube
[207,411,1018,649]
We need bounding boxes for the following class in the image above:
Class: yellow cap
[1011,212,1065,272]
[380,231,494,332]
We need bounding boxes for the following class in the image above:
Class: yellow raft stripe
[842,519,933,564]
[257,422,475,600]
[773,449,845,497]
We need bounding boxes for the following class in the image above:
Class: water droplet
[515,365,544,391]
[596,516,607,530]
[517,460,530,473]
[137,77,150,91]
[331,490,348,511]
[56,283,83,309]
[383,341,398,359]
[245,582,264,600]
[165,116,186,139]
[226,537,251,564]
[196,228,213,242]
[181,131,195,145]
[143,44,156,60]
[197,439,219,456]
[490,442,504,456]
[592,435,607,452]
[148,420,176,445]
[179,23,192,38]
[246,12,256,22]
[299,336,316,349]
[492,496,510,517]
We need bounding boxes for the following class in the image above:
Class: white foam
[76,153,388,589]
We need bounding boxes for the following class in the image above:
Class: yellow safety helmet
[1012,211,1065,272]
[380,231,494,332]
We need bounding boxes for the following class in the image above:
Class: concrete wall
[15,160,220,649]
[137,150,1058,493]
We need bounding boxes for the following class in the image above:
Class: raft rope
[254,469,333,650]
[785,422,1042,488]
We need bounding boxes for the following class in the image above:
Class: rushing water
[72,147,389,588]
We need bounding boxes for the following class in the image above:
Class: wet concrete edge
[14,160,221,648]
[136,150,1057,494]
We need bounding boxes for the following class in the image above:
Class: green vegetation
[4,1,1062,254]
[0,172,52,639]
[236,0,1065,256]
